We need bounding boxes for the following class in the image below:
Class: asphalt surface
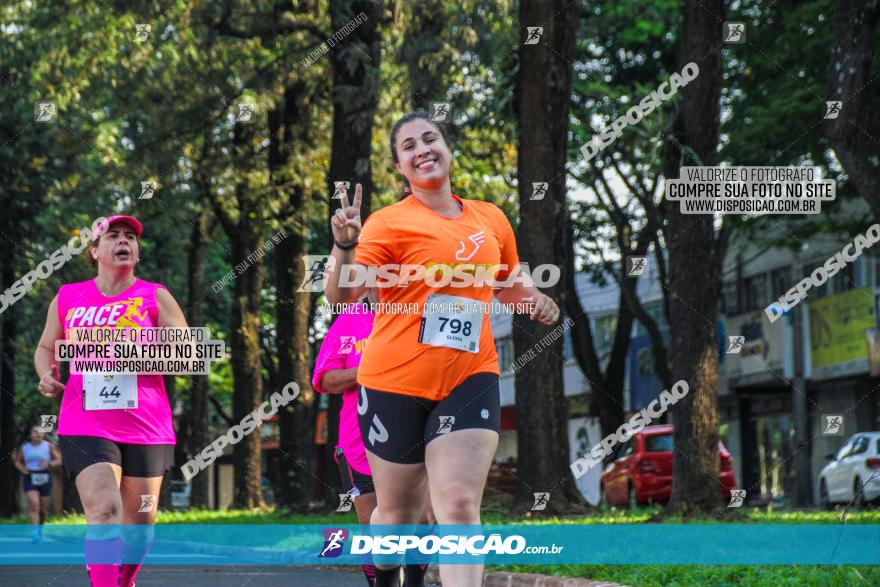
[0,565,374,586]
[0,532,441,586]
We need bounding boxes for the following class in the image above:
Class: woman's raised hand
[39,364,64,398]
[331,183,363,246]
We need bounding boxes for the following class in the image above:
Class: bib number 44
[83,372,137,410]
[100,386,121,399]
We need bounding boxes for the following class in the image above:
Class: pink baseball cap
[92,215,144,241]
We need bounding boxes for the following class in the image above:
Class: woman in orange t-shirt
[325,112,559,587]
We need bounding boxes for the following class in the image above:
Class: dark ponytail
[400,177,412,200]
[390,111,447,200]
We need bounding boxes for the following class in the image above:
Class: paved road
[0,533,390,585]
[0,565,373,586]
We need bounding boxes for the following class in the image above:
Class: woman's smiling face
[393,118,452,191]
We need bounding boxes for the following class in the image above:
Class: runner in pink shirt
[313,301,375,484]
[313,299,377,586]
[34,215,189,587]
[312,294,433,587]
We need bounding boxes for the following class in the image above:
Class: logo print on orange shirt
[455,231,486,261]
[65,297,148,330]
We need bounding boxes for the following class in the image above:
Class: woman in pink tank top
[34,215,189,587]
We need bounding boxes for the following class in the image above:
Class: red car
[600,424,736,507]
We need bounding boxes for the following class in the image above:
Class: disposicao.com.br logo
[350,534,530,556]
[318,530,563,557]
[318,528,349,558]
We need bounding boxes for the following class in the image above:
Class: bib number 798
[418,294,485,354]
[437,317,472,337]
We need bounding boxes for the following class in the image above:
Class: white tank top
[22,440,50,471]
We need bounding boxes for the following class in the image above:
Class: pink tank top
[312,307,374,475]
[55,278,176,445]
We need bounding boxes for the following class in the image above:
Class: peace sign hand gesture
[331,183,363,246]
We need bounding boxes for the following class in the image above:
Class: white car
[818,432,880,508]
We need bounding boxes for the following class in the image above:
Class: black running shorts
[59,436,174,478]
[335,447,375,496]
[357,371,500,464]
[22,471,53,497]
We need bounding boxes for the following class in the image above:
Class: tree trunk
[309,0,385,510]
[604,284,634,415]
[618,228,673,392]
[0,253,18,516]
[230,229,265,509]
[562,227,625,441]
[824,0,880,220]
[229,123,266,510]
[271,73,318,509]
[275,227,315,510]
[513,0,585,514]
[563,224,607,401]
[327,0,382,226]
[665,0,725,516]
[186,205,211,508]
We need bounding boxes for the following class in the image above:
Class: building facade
[491,222,880,506]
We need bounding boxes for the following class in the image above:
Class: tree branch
[208,393,235,427]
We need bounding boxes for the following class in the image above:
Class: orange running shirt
[354,194,519,400]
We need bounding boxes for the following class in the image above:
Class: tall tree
[824,0,880,220]
[513,0,585,514]
[255,0,333,510]
[272,80,320,509]
[195,0,328,509]
[564,0,681,443]
[0,5,55,513]
[665,0,728,515]
[206,121,268,509]
[185,198,212,508]
[307,0,384,508]
[0,253,20,516]
[328,0,382,222]
[564,193,671,442]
